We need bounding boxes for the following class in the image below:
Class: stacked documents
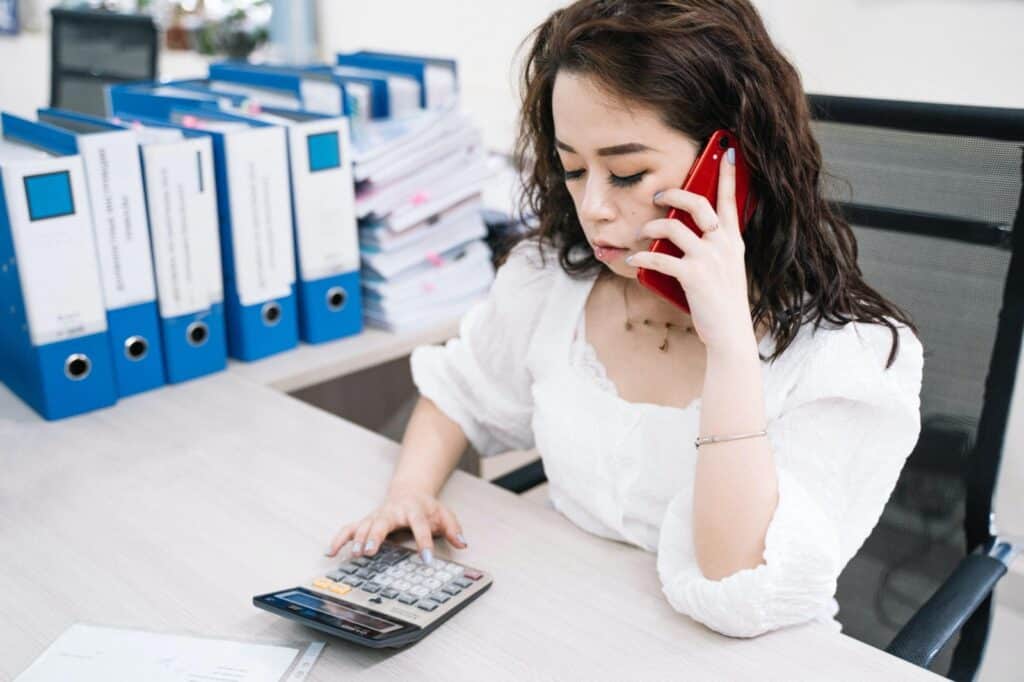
[353,105,494,331]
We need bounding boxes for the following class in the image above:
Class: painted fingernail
[352,542,362,554]
[364,539,375,553]
[652,191,665,204]
[456,533,467,546]
[726,148,735,165]
[421,548,434,565]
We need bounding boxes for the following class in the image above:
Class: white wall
[317,0,1024,153]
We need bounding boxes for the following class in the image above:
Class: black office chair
[493,94,1024,680]
[50,7,158,117]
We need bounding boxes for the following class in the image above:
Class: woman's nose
[578,176,616,224]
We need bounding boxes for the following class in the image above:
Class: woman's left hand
[625,149,756,356]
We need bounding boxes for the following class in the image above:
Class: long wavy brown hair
[513,0,916,366]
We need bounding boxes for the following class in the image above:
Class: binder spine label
[225,129,296,306]
[288,119,359,281]
[77,131,158,310]
[191,140,224,305]
[141,140,220,318]
[1,157,108,345]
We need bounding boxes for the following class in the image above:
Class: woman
[327,0,923,638]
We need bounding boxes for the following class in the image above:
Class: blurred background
[1,0,1022,154]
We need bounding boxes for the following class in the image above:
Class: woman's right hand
[325,489,468,565]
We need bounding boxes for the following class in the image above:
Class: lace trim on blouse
[571,310,620,397]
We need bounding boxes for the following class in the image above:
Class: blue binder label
[24,171,75,221]
[285,119,358,282]
[307,131,340,172]
[1,155,108,345]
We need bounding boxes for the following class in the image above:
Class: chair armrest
[886,540,1017,668]
[490,457,546,494]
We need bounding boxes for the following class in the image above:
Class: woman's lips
[593,243,630,262]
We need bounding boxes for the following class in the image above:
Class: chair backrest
[50,8,157,117]
[808,95,1024,556]
[810,98,1024,676]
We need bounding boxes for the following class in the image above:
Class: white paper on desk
[16,623,324,682]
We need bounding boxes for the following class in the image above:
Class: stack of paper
[353,105,494,331]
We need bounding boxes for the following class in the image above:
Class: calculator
[253,541,492,648]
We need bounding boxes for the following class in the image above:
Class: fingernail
[352,542,362,554]
[625,254,635,265]
[364,539,375,553]
[324,550,333,557]
[726,148,735,165]
[421,548,434,565]
[456,533,467,546]
[652,191,664,205]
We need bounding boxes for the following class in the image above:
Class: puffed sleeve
[656,321,924,637]
[409,240,554,457]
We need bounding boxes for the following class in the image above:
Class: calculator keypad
[309,541,491,627]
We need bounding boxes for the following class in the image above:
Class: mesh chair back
[809,96,1024,670]
[813,108,1020,435]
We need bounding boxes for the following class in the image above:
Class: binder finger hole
[124,336,149,361]
[187,321,209,347]
[262,302,282,326]
[64,354,91,381]
[326,287,347,312]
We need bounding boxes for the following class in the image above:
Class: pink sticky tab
[112,116,123,125]
[425,251,444,267]
[181,114,200,129]
[421,281,436,293]
[410,190,430,206]
[131,121,143,130]
[247,100,262,114]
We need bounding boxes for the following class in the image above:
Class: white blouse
[410,240,924,638]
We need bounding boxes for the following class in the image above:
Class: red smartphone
[636,129,757,312]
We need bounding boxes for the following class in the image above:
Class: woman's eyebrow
[555,139,656,156]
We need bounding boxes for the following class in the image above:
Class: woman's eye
[609,171,647,187]
[564,169,585,181]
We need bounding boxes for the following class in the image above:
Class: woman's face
[551,71,701,279]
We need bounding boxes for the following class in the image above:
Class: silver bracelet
[694,429,768,449]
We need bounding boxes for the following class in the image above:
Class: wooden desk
[0,332,940,680]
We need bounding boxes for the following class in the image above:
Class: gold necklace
[622,278,694,352]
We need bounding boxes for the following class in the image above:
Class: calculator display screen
[277,590,403,634]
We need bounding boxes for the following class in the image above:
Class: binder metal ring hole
[64,354,91,381]
[187,321,209,347]
[124,335,149,361]
[262,302,282,326]
[326,287,347,312]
